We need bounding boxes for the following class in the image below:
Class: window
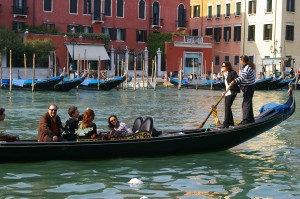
[44,0,52,12]
[224,26,231,42]
[102,27,113,40]
[70,0,77,14]
[12,21,25,32]
[234,56,239,65]
[205,27,213,36]
[215,56,220,65]
[225,56,229,62]
[193,5,200,17]
[93,0,102,21]
[263,24,272,40]
[236,2,241,16]
[67,25,80,33]
[216,4,221,18]
[177,4,186,28]
[136,30,147,42]
[115,28,126,41]
[225,3,230,17]
[116,0,124,17]
[214,27,221,42]
[83,0,91,14]
[191,29,198,36]
[104,0,111,16]
[13,0,27,15]
[234,26,241,41]
[286,25,294,40]
[249,56,254,62]
[152,2,160,26]
[83,26,93,33]
[248,0,256,14]
[287,0,295,12]
[266,0,272,12]
[138,0,146,19]
[207,5,212,19]
[43,23,55,30]
[248,25,255,41]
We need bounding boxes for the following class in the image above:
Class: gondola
[169,77,190,87]
[254,77,272,90]
[52,73,88,91]
[1,76,64,91]
[78,75,126,91]
[0,85,295,162]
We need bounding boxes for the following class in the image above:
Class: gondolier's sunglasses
[49,109,57,112]
[110,118,117,122]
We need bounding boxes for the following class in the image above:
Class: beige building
[190,0,299,78]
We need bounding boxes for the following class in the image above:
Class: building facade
[1,0,210,77]
[189,0,299,77]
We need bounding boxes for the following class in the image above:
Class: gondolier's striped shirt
[234,65,255,86]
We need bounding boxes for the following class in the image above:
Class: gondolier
[229,55,256,125]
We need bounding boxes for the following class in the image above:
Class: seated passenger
[38,104,66,142]
[107,115,133,137]
[64,106,81,141]
[76,108,97,139]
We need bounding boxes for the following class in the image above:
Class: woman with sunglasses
[107,115,132,138]
[220,61,240,128]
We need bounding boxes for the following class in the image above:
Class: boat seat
[139,117,153,133]
[132,117,143,133]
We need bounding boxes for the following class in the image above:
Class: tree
[0,26,24,67]
[24,38,56,67]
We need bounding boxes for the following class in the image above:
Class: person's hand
[53,136,58,142]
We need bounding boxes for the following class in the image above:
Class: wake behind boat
[0,86,295,162]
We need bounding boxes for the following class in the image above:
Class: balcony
[173,35,212,48]
[92,12,104,23]
[13,6,28,17]
[176,20,188,30]
[150,18,164,28]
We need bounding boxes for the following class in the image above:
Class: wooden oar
[198,85,231,128]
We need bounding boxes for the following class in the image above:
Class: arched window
[152,2,160,25]
[138,0,146,19]
[177,4,186,28]
[104,0,111,16]
[116,0,124,17]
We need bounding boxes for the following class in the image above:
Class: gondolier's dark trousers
[223,94,237,127]
[242,85,255,123]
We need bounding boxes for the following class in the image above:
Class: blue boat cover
[259,102,290,113]
[12,79,34,87]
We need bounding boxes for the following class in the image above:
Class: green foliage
[24,38,56,68]
[27,25,58,34]
[148,33,172,71]
[0,26,25,67]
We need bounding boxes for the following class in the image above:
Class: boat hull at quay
[78,75,126,91]
[1,76,63,91]
[53,74,87,91]
[0,90,295,162]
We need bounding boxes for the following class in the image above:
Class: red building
[0,0,212,77]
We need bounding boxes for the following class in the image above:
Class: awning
[66,44,110,60]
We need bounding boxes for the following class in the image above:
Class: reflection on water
[0,88,299,198]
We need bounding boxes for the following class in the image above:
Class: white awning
[66,44,110,60]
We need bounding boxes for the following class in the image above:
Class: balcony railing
[92,12,104,23]
[13,6,28,16]
[150,18,164,27]
[184,36,204,44]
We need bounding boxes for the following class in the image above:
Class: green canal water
[0,88,299,198]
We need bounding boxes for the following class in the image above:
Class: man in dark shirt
[64,106,81,141]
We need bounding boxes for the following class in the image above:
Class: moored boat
[0,85,295,162]
[78,75,126,91]
[1,76,64,91]
[52,73,88,91]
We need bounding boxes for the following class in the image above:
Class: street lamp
[270,40,282,58]
[70,27,77,72]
